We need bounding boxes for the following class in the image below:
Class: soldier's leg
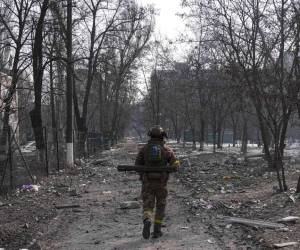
[154,184,168,223]
[142,182,155,221]
[153,184,168,238]
[142,182,155,239]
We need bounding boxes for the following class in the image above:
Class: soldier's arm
[165,146,180,167]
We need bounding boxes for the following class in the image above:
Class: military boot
[142,218,151,239]
[152,223,163,238]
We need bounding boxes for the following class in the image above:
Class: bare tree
[0,0,33,166]
[73,0,123,156]
[30,0,50,162]
[202,0,300,191]
[108,2,153,144]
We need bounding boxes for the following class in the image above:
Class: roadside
[175,143,300,250]
[1,139,300,249]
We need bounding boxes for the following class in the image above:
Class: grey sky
[137,0,185,40]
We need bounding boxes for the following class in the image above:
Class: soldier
[135,126,180,239]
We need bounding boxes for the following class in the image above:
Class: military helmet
[148,125,167,139]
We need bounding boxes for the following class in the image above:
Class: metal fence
[0,126,112,194]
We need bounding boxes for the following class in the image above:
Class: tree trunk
[49,61,60,170]
[55,60,63,137]
[192,128,196,150]
[296,176,300,193]
[155,76,160,125]
[221,128,225,145]
[212,124,216,153]
[170,118,179,143]
[278,117,290,191]
[217,123,222,149]
[0,45,22,169]
[241,119,248,154]
[31,0,50,164]
[280,158,287,191]
[232,124,237,147]
[110,79,122,142]
[0,108,10,160]
[231,113,238,147]
[199,118,205,151]
[257,129,261,147]
[65,0,74,167]
[76,118,87,158]
[0,112,10,179]
[30,108,46,165]
[49,60,57,147]
[182,129,186,148]
[273,158,284,192]
[99,76,103,135]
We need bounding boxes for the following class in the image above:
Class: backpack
[144,142,167,167]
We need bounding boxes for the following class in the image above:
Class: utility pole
[66,0,73,167]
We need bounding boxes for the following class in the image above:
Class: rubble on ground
[174,143,300,250]
[2,141,300,249]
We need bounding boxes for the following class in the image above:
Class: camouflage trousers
[142,180,168,225]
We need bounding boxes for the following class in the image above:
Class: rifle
[117,165,177,173]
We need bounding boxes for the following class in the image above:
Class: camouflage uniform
[135,138,177,226]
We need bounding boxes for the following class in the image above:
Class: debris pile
[174,144,300,250]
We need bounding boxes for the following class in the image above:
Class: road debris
[273,242,298,248]
[102,191,112,195]
[4,140,300,250]
[223,216,286,229]
[181,159,191,168]
[20,184,40,192]
[288,195,296,203]
[120,201,140,209]
[277,216,299,223]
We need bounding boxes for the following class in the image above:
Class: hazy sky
[137,0,185,40]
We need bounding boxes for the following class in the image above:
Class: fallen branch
[273,242,298,248]
[277,216,299,223]
[244,154,265,160]
[223,216,286,229]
